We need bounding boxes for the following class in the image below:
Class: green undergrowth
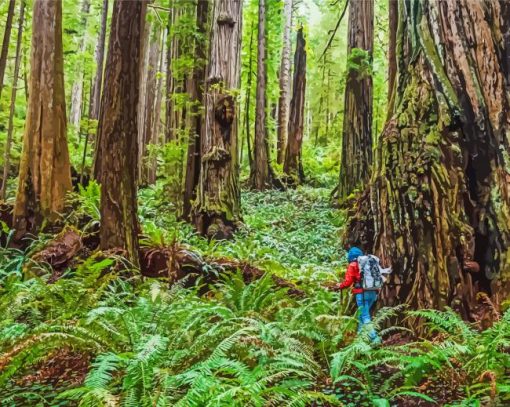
[0,186,509,406]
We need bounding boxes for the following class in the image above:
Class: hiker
[337,247,381,343]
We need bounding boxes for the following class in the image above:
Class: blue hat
[347,247,363,263]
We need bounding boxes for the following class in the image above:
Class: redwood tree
[338,0,374,200]
[250,0,273,190]
[283,27,306,183]
[0,0,25,200]
[348,0,510,313]
[14,0,72,234]
[0,0,15,100]
[94,0,147,264]
[89,0,108,121]
[183,0,209,221]
[276,0,293,164]
[192,0,242,238]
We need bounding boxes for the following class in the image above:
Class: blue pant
[355,291,379,341]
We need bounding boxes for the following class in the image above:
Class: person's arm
[337,262,357,290]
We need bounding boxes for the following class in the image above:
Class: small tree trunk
[183,0,209,221]
[283,27,306,184]
[0,0,16,100]
[164,1,176,142]
[69,0,90,127]
[95,0,147,265]
[250,0,273,190]
[14,0,72,234]
[148,29,166,185]
[137,19,151,183]
[0,0,25,201]
[348,0,510,313]
[192,0,242,239]
[276,0,292,164]
[244,22,255,168]
[387,0,398,115]
[338,0,374,200]
[89,0,108,121]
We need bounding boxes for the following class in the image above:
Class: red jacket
[338,261,363,294]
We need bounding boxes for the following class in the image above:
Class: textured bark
[283,27,306,183]
[0,0,15,100]
[147,30,166,185]
[0,0,24,201]
[387,0,398,112]
[348,0,510,314]
[338,0,374,200]
[95,0,147,265]
[89,0,108,121]
[69,0,90,127]
[183,0,209,221]
[137,19,151,181]
[14,0,72,234]
[243,22,255,167]
[276,0,292,164]
[164,1,177,142]
[250,0,273,190]
[192,0,242,239]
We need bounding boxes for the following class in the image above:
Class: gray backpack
[357,255,391,291]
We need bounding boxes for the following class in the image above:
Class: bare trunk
[0,0,25,200]
[95,0,147,265]
[348,0,510,314]
[89,0,108,121]
[244,22,255,168]
[164,1,176,142]
[14,0,72,234]
[387,0,398,115]
[338,0,374,200]
[69,0,90,127]
[283,27,306,184]
[250,0,273,190]
[137,19,151,183]
[276,0,292,164]
[0,0,16,100]
[148,29,166,185]
[192,0,242,239]
[183,0,209,221]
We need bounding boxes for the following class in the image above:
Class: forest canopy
[0,0,509,405]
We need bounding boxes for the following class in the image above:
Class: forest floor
[0,184,508,406]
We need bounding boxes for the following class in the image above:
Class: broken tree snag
[95,0,147,266]
[338,0,374,202]
[348,0,510,314]
[283,27,306,185]
[14,0,72,236]
[192,0,242,240]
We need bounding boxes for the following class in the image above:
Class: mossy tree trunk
[0,0,24,201]
[276,0,293,165]
[283,27,306,184]
[94,0,147,265]
[192,0,242,239]
[183,0,209,221]
[250,0,274,191]
[348,0,510,314]
[0,0,16,100]
[14,0,72,235]
[338,0,374,201]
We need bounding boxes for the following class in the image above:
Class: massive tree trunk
[94,0,147,265]
[14,0,72,234]
[276,0,292,164]
[69,0,90,127]
[0,0,16,100]
[183,0,209,221]
[387,0,398,115]
[338,0,374,201]
[192,0,242,239]
[283,27,306,183]
[348,0,510,314]
[89,0,108,121]
[250,0,273,190]
[0,0,24,201]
